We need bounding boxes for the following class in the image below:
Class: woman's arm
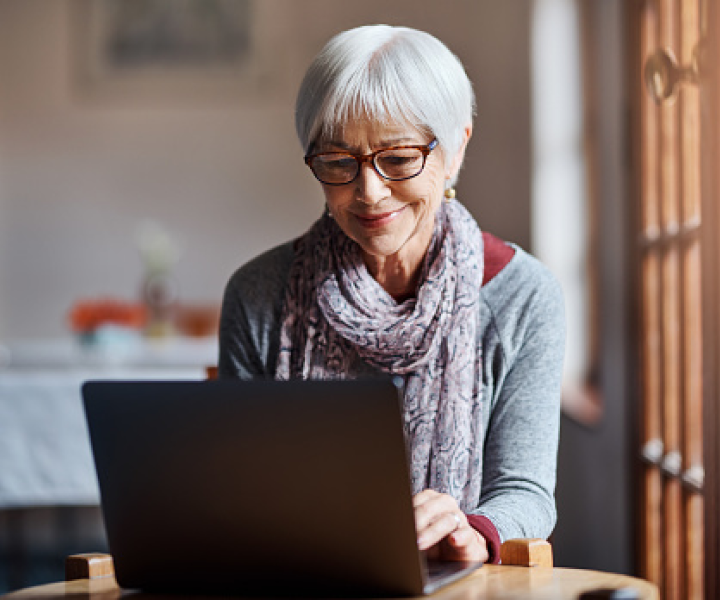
[218,242,294,379]
[472,254,565,543]
[411,250,564,563]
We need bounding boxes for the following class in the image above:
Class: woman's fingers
[413,490,489,562]
[413,490,466,550]
[448,527,490,562]
[448,524,476,548]
[413,489,458,527]
[417,511,465,550]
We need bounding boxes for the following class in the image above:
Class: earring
[325,204,335,219]
[444,187,456,202]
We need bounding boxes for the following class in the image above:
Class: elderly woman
[219,25,564,565]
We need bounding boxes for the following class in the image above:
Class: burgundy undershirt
[481,231,515,287]
[465,232,515,564]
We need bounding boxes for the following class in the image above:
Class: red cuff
[465,514,502,564]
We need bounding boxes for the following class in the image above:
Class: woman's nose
[355,162,390,205]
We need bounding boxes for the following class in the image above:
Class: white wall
[0,0,532,338]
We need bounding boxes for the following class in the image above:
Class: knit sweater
[218,236,565,556]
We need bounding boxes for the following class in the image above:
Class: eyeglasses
[304,139,438,186]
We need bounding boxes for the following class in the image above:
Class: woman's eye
[378,151,422,170]
[383,155,415,165]
[323,156,356,170]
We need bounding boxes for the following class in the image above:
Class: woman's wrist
[465,514,502,564]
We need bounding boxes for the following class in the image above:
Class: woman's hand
[413,489,489,562]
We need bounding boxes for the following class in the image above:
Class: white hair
[295,25,475,185]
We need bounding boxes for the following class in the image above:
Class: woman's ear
[447,125,473,180]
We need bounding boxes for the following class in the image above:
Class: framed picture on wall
[70,0,291,106]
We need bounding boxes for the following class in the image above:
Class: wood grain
[641,251,663,588]
[1,565,660,600]
[500,539,553,568]
[64,554,115,581]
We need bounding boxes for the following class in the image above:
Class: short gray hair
[295,25,475,184]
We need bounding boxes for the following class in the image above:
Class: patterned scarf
[276,200,485,511]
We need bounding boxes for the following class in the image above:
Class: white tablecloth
[0,338,217,508]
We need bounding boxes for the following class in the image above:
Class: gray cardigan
[219,240,565,543]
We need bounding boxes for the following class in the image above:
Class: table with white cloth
[0,337,217,508]
[0,337,217,593]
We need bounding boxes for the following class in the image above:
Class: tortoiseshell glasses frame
[304,139,439,186]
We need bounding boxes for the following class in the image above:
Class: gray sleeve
[218,242,294,379]
[472,255,565,542]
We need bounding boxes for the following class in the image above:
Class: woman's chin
[350,220,434,265]
[357,237,406,260]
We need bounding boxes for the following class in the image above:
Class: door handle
[643,40,707,104]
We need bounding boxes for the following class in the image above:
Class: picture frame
[70,0,290,106]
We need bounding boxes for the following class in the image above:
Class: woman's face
[315,122,451,267]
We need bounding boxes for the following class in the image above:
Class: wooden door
[631,0,716,598]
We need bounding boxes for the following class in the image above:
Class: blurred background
[0,1,716,599]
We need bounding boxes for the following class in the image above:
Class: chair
[65,539,552,581]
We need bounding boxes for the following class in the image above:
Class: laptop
[82,378,482,596]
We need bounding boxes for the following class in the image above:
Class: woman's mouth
[354,207,405,229]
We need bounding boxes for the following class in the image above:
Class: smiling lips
[354,207,405,229]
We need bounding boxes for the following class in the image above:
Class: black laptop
[82,378,482,596]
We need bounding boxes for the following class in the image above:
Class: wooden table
[0,565,659,600]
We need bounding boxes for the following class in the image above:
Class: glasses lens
[311,154,358,184]
[375,148,425,180]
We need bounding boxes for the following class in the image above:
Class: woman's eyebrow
[323,137,419,152]
[381,137,417,147]
[322,140,354,151]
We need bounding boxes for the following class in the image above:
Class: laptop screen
[83,378,470,596]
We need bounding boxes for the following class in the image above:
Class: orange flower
[68,298,147,332]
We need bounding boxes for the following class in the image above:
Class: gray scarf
[276,200,485,511]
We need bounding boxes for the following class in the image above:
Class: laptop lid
[82,378,481,596]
